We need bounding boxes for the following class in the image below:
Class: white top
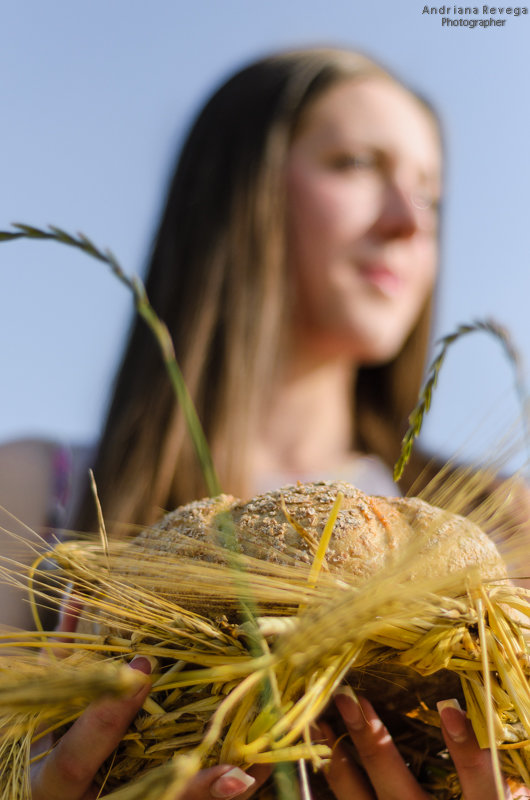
[253,454,399,498]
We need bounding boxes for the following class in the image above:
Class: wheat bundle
[1,480,529,800]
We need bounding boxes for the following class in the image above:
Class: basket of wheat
[1,479,529,799]
[0,228,528,798]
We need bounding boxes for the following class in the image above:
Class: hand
[31,597,268,800]
[316,687,529,800]
[30,655,268,799]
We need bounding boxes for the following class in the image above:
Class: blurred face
[286,77,442,364]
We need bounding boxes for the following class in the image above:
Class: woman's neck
[252,349,357,479]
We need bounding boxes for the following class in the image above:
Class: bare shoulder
[0,436,56,473]
[0,437,57,533]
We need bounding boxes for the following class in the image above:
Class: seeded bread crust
[134,480,506,583]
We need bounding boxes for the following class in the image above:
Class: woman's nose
[375,180,434,239]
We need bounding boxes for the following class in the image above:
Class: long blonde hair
[76,47,438,533]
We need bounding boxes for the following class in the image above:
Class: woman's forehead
[296,77,442,180]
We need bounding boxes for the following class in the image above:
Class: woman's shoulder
[0,435,57,467]
[0,437,94,536]
[0,436,94,478]
[0,437,58,514]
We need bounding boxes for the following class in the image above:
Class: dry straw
[0,492,528,799]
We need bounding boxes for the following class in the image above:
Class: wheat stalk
[394,319,529,481]
[0,223,221,498]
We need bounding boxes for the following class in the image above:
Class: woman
[2,46,520,799]
[72,46,440,535]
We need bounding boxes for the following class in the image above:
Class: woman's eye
[329,153,377,171]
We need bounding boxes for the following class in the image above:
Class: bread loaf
[134,480,506,589]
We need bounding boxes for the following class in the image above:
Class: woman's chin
[348,334,410,367]
[291,321,413,365]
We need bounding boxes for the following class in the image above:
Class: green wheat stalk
[393,319,529,481]
[0,223,221,498]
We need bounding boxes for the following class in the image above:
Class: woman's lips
[358,264,404,297]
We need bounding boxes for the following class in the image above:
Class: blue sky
[2,0,529,471]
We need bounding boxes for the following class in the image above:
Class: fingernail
[129,655,158,675]
[333,685,364,730]
[211,767,256,798]
[437,699,468,743]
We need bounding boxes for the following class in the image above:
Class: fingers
[32,583,269,800]
[315,720,375,800]
[31,656,152,800]
[327,688,516,800]
[179,764,270,800]
[331,687,430,800]
[32,647,269,800]
[437,699,513,800]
